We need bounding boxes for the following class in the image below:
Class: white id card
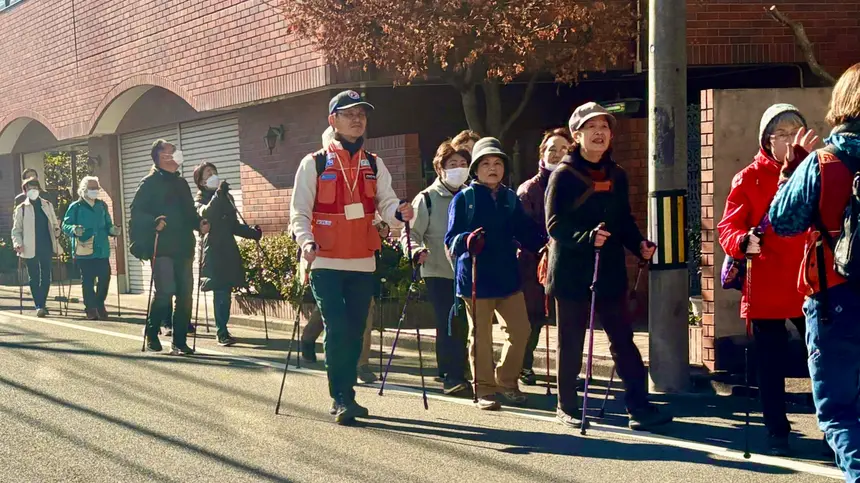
[344,203,364,220]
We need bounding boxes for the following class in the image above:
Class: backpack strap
[314,149,379,177]
[569,164,614,211]
[422,191,432,216]
[505,189,517,215]
[464,186,475,227]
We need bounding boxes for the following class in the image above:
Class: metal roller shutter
[119,125,179,294]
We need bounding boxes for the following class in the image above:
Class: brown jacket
[516,169,551,321]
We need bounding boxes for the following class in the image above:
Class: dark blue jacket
[444,182,545,299]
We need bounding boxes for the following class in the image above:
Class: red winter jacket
[717,149,806,320]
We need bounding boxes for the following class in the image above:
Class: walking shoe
[628,404,673,431]
[442,378,471,396]
[767,435,791,457]
[97,306,109,320]
[170,344,196,356]
[329,400,340,416]
[556,408,588,430]
[85,308,99,320]
[160,326,173,337]
[519,368,537,386]
[434,373,446,383]
[476,395,502,411]
[335,401,370,425]
[36,308,47,318]
[300,341,317,363]
[217,332,237,347]
[357,365,378,384]
[501,388,528,406]
[145,332,163,352]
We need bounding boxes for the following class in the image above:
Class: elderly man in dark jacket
[194,162,262,347]
[129,140,208,355]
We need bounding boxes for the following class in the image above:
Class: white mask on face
[444,167,470,187]
[86,189,100,199]
[544,162,559,172]
[171,149,185,165]
[27,189,39,201]
[205,175,220,190]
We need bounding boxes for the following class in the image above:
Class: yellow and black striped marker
[648,189,687,270]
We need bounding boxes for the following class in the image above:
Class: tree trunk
[459,83,486,136]
[484,80,503,140]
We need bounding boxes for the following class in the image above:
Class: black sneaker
[767,435,791,457]
[301,341,317,363]
[556,408,588,430]
[357,365,378,384]
[85,308,99,320]
[97,307,109,320]
[170,344,196,356]
[335,401,369,425]
[628,404,673,431]
[442,378,470,396]
[519,368,537,386]
[146,332,163,352]
[217,333,237,347]
[329,401,340,416]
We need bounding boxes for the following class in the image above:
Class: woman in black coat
[194,162,262,346]
[546,102,670,432]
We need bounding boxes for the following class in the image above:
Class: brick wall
[0,154,19,235]
[699,90,716,371]
[0,0,328,143]
[687,0,860,75]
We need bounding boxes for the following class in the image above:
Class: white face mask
[443,167,470,188]
[205,175,220,190]
[544,162,559,172]
[27,189,39,201]
[171,149,185,165]
[86,189,100,199]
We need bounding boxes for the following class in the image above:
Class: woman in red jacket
[717,103,818,456]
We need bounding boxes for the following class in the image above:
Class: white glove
[745,232,761,256]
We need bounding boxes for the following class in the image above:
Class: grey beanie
[469,137,509,177]
[759,103,807,152]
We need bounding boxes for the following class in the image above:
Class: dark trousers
[310,269,374,405]
[555,295,648,415]
[523,305,550,371]
[148,256,193,348]
[25,253,52,309]
[752,317,806,438]
[78,258,110,310]
[425,277,468,381]
[213,290,232,336]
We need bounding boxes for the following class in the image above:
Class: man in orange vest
[769,63,860,478]
[289,90,413,425]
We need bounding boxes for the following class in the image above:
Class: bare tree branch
[499,72,540,141]
[766,5,836,85]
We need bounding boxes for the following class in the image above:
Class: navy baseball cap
[329,90,375,115]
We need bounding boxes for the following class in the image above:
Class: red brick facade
[687,1,860,75]
[699,90,716,371]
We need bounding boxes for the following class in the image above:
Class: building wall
[0,0,327,142]
[687,0,860,75]
[699,87,832,371]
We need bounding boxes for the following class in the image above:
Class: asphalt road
[0,306,842,483]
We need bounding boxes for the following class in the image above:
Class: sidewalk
[0,279,648,372]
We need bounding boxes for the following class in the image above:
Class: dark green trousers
[310,269,374,404]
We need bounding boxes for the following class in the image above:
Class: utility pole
[647,0,690,393]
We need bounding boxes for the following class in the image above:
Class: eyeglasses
[336,110,368,121]
[770,131,800,143]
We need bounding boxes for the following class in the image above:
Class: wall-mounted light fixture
[265,125,285,155]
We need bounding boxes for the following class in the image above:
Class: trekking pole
[193,240,203,352]
[275,255,313,415]
[545,320,552,396]
[743,254,754,459]
[18,256,23,315]
[379,277,386,376]
[379,225,428,409]
[113,237,121,317]
[55,256,65,316]
[599,259,648,418]
[470,253,479,404]
[227,196,269,341]
[142,233,160,352]
[581,228,604,436]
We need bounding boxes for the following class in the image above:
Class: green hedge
[236,233,418,305]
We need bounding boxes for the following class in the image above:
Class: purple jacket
[516,168,551,320]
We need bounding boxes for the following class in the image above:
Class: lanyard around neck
[335,149,361,202]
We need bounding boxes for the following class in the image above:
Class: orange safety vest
[799,149,852,295]
[311,144,381,259]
